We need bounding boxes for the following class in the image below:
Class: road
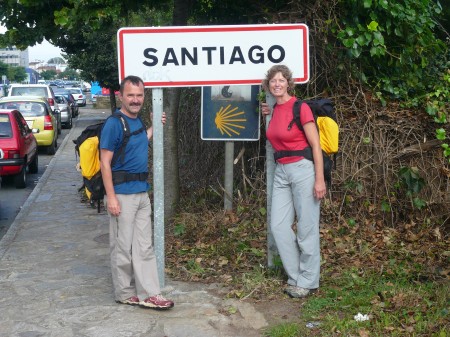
[0,103,92,240]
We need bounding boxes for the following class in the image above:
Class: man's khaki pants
[108,192,160,301]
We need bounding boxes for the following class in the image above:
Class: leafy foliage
[189,0,290,24]
[336,0,446,99]
[0,61,8,78]
[0,0,172,92]
[335,0,450,161]
[39,70,57,80]
[0,60,26,83]
[6,65,26,83]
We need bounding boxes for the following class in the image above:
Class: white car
[7,84,60,113]
[66,87,86,107]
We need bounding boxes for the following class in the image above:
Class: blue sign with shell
[201,85,260,141]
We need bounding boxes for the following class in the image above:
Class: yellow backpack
[73,113,146,212]
[78,136,100,201]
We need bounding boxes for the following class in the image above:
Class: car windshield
[10,87,47,97]
[68,89,81,94]
[55,96,65,104]
[0,101,46,117]
[0,114,13,138]
[56,93,72,101]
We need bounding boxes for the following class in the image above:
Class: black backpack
[73,113,146,212]
[274,98,339,187]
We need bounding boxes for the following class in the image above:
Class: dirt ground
[206,282,304,328]
[252,297,304,326]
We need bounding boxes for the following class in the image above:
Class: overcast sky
[28,40,63,62]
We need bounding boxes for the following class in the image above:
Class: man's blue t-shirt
[100,111,149,194]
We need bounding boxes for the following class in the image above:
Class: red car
[0,109,39,188]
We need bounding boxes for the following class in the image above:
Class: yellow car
[0,96,58,154]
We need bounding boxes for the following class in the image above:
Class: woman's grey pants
[109,192,161,301]
[271,159,321,289]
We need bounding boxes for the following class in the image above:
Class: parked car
[54,94,73,129]
[0,96,58,155]
[81,82,91,92]
[54,89,79,117]
[91,92,99,103]
[66,87,86,107]
[7,84,60,113]
[0,108,38,188]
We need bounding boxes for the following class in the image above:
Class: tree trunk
[164,88,181,221]
[163,0,194,222]
[109,89,117,113]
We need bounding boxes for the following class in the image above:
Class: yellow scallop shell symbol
[214,104,247,137]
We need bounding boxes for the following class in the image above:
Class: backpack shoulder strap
[110,112,146,166]
[288,99,307,131]
[110,112,131,136]
[109,113,129,166]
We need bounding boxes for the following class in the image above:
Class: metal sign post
[224,141,234,210]
[152,88,165,287]
[264,92,277,267]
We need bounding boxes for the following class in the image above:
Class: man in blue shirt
[100,75,173,309]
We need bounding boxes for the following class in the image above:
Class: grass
[263,266,449,336]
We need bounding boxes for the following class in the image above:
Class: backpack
[73,113,146,212]
[273,98,339,187]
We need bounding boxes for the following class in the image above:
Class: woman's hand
[261,102,271,116]
[314,180,327,200]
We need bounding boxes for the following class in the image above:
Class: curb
[0,124,76,259]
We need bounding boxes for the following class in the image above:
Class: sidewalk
[0,108,268,337]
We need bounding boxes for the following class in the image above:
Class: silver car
[66,87,86,107]
[55,94,73,129]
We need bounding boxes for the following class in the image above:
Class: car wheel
[29,153,38,174]
[14,165,27,189]
[47,138,57,155]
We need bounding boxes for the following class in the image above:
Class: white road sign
[117,24,309,87]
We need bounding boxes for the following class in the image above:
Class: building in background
[2,44,68,83]
[0,46,29,67]
[24,68,39,84]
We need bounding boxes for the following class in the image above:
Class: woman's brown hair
[261,64,295,93]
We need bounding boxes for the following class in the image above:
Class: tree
[48,57,65,65]
[40,70,57,80]
[57,67,79,80]
[0,61,7,79]
[0,1,170,109]
[7,66,27,83]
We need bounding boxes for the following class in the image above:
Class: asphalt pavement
[0,107,269,337]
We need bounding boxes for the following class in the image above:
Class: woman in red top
[262,65,326,298]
